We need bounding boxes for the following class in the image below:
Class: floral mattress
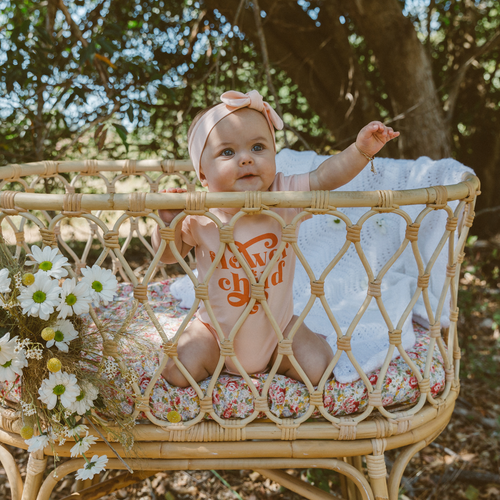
[1,279,446,422]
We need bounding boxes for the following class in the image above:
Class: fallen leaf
[465,485,479,500]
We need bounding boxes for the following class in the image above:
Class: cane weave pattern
[0,159,479,437]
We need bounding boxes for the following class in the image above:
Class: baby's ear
[199,169,208,187]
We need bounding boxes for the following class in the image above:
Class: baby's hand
[355,121,399,157]
[158,188,186,224]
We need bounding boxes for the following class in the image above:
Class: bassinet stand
[0,159,480,500]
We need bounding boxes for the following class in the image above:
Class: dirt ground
[0,240,499,500]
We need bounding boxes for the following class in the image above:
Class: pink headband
[188,90,284,179]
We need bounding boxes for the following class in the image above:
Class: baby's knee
[161,323,221,386]
[162,362,191,388]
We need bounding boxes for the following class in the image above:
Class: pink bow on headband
[220,90,284,132]
[188,90,284,179]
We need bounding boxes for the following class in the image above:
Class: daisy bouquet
[0,237,140,480]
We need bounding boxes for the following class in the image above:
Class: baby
[152,90,399,387]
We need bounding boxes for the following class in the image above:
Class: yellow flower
[20,425,34,440]
[166,410,181,423]
[22,273,35,286]
[47,358,62,373]
[41,328,55,341]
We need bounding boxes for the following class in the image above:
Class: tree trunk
[347,0,452,159]
[207,0,380,149]
[208,0,452,160]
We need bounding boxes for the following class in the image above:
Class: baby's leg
[274,315,333,386]
[162,319,220,387]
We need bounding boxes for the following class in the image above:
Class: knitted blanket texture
[171,149,474,382]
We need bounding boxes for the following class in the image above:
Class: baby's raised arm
[152,188,193,264]
[309,121,399,191]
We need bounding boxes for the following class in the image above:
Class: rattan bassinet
[0,157,480,500]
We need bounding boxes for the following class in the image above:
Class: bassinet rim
[0,159,480,211]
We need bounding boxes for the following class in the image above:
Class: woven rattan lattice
[0,158,480,500]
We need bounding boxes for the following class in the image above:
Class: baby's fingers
[384,125,400,138]
[376,125,400,143]
[160,187,187,193]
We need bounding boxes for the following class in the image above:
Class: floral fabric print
[142,321,443,421]
[1,279,446,422]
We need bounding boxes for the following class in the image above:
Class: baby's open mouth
[240,174,255,179]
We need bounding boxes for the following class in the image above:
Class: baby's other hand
[158,188,186,224]
[356,121,399,157]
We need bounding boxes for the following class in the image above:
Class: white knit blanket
[171,150,475,382]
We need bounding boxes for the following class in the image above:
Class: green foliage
[0,0,346,165]
[458,240,500,387]
[428,1,500,171]
[305,468,339,493]
[465,485,480,500]
[1,0,499,229]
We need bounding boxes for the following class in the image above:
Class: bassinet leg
[341,457,364,500]
[75,478,92,491]
[352,456,364,500]
[387,440,426,499]
[365,454,389,500]
[255,468,338,500]
[387,427,446,499]
[21,450,47,500]
[0,444,24,500]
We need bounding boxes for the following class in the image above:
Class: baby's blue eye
[252,144,264,152]
[220,148,234,157]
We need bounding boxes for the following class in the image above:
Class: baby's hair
[187,103,220,143]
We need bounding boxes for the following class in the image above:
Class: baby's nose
[239,154,254,166]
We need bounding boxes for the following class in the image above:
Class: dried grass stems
[0,236,152,457]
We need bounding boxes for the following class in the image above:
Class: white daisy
[75,455,108,481]
[18,273,61,320]
[26,245,69,279]
[57,279,91,319]
[0,335,27,382]
[38,371,80,410]
[0,332,18,365]
[65,424,89,438]
[0,268,11,294]
[25,433,51,453]
[68,382,99,416]
[81,265,118,306]
[45,319,78,352]
[70,433,98,457]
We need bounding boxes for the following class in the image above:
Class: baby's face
[199,108,276,192]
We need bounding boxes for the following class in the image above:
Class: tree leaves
[113,124,128,152]
[97,128,108,152]
[94,53,117,69]
[465,485,480,500]
[126,106,134,123]
[1,0,499,225]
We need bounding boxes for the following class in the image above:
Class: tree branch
[474,205,500,218]
[207,0,379,147]
[348,0,451,159]
[251,0,289,147]
[283,124,312,150]
[53,102,121,161]
[210,0,246,101]
[58,0,114,99]
[425,0,436,49]
[444,28,500,122]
